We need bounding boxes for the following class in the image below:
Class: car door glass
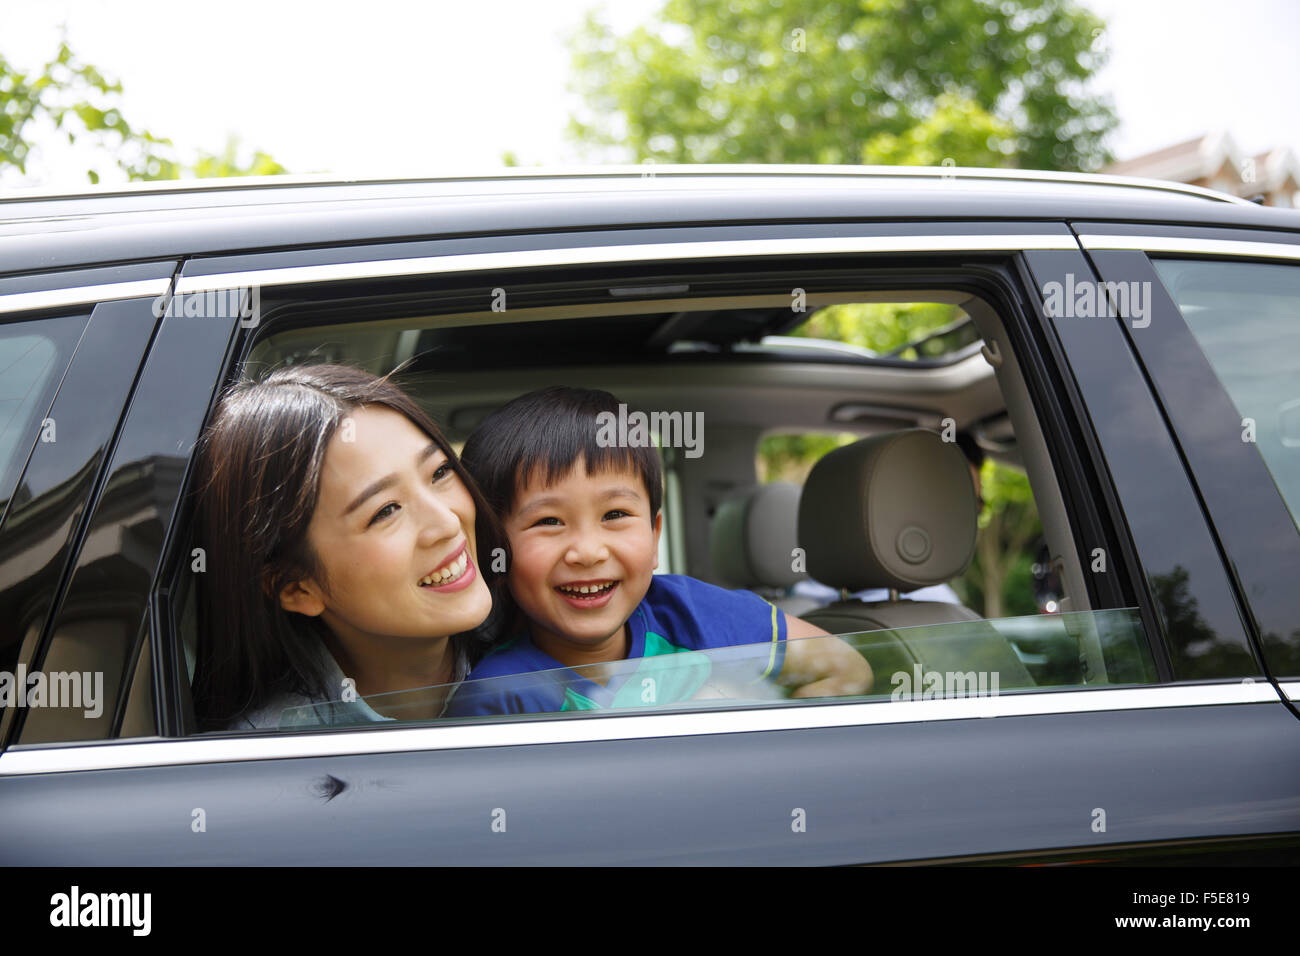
[0,316,89,523]
[187,257,1168,734]
[1151,258,1300,533]
[264,608,1154,729]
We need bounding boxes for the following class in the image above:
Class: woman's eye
[369,503,399,526]
[432,462,453,483]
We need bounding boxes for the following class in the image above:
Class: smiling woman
[190,364,504,730]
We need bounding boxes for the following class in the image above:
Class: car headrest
[710,481,806,589]
[798,429,977,592]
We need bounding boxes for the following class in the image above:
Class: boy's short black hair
[460,386,664,521]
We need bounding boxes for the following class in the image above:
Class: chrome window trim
[174,234,1080,294]
[0,681,1280,776]
[1078,235,1300,260]
[0,278,172,315]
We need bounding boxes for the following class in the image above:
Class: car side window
[271,608,1155,727]
[0,315,88,523]
[200,283,1166,733]
[1150,258,1300,533]
[0,313,91,742]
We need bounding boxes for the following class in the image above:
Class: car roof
[3,165,1299,275]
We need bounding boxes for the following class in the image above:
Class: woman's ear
[273,575,327,617]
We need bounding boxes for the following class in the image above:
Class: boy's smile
[505,456,662,668]
[554,578,620,608]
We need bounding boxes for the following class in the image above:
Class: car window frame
[136,223,1210,740]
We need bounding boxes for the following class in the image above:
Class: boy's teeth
[559,582,613,595]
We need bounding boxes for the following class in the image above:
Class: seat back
[797,429,1033,686]
[709,481,819,617]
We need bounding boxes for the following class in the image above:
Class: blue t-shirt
[445,574,788,716]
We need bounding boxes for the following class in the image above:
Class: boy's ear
[651,510,663,570]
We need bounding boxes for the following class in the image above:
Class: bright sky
[1,0,1297,187]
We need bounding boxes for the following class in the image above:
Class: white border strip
[1079,235,1300,260]
[174,234,1080,294]
[0,278,171,316]
[1280,681,1300,702]
[0,681,1279,776]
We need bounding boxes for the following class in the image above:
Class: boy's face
[504,456,661,664]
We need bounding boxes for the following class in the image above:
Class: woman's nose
[415,486,464,545]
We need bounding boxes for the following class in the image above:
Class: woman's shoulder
[224,640,472,730]
[222,643,366,730]
[227,691,317,730]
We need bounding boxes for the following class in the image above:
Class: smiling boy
[447,386,871,716]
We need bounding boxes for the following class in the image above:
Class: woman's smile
[419,541,477,592]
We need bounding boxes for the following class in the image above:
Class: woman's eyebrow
[342,443,441,516]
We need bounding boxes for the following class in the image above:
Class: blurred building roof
[1105,131,1299,207]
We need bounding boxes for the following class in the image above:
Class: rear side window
[0,315,88,523]
[1151,258,1300,532]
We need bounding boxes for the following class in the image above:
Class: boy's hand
[777,615,873,698]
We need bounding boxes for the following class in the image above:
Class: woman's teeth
[420,552,468,587]
[557,582,616,596]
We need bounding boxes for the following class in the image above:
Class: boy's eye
[531,516,561,528]
[604,509,631,520]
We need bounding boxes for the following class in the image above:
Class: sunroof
[784,302,975,361]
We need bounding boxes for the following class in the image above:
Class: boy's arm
[775,615,873,698]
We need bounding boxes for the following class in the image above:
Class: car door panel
[2,693,1296,864]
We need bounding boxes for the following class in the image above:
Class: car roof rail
[0,164,1255,207]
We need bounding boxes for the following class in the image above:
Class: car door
[2,225,1298,865]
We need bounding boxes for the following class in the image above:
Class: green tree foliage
[187,135,287,180]
[0,40,170,181]
[1,38,284,183]
[961,459,1041,618]
[757,432,858,484]
[568,0,1116,171]
[790,301,963,353]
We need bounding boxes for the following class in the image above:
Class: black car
[2,166,1299,865]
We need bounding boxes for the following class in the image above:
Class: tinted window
[1152,258,1300,533]
[0,315,88,523]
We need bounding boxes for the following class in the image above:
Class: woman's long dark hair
[190,363,504,730]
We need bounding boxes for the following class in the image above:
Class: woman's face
[279,405,492,648]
